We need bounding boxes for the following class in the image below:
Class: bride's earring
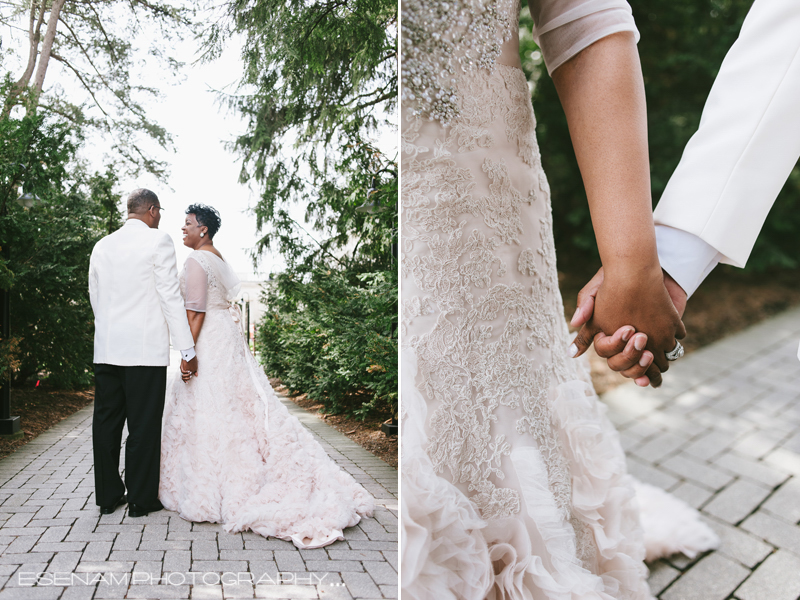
[200,232,205,237]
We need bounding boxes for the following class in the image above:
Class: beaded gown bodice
[401,0,521,124]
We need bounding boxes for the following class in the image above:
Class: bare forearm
[552,32,658,280]
[186,310,205,344]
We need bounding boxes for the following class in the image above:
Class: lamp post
[0,192,37,438]
[243,292,252,354]
[0,240,18,437]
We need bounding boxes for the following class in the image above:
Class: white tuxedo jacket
[89,219,194,366]
[652,0,800,359]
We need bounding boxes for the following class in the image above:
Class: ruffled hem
[401,350,716,600]
[552,380,652,600]
[401,453,493,600]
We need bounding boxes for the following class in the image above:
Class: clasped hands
[180,356,198,384]
[569,265,688,388]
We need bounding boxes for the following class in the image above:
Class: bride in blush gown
[159,204,374,549]
[401,0,717,598]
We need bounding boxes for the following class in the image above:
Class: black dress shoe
[99,495,127,515]
[127,500,163,518]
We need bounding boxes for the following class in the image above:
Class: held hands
[569,266,687,388]
[180,356,198,384]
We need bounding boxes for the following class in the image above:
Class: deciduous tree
[1,0,196,178]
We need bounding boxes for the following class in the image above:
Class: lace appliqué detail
[478,159,532,245]
[572,515,598,567]
[402,58,585,527]
[518,248,537,277]
[192,252,220,289]
[504,71,542,167]
[462,230,503,289]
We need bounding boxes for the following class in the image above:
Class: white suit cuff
[180,347,196,361]
[656,225,722,298]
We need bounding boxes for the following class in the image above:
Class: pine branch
[37,102,80,123]
[86,3,119,61]
[350,90,394,111]
[301,0,350,43]
[48,52,111,118]
[57,16,149,121]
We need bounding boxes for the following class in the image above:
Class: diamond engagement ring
[665,340,684,361]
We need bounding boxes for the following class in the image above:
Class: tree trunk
[3,1,47,117]
[32,0,68,98]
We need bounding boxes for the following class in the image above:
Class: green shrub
[0,111,122,389]
[257,268,397,419]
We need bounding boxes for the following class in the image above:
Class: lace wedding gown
[159,250,374,549]
[401,1,716,598]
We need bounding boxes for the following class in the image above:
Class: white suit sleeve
[653,0,800,269]
[530,0,639,74]
[88,249,98,315]
[655,225,722,297]
[153,233,195,356]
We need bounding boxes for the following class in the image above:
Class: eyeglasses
[150,205,164,212]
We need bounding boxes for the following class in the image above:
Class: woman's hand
[571,265,686,385]
[571,266,688,386]
[180,356,197,383]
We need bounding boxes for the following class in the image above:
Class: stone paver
[735,550,800,600]
[660,553,749,600]
[0,352,397,599]
[605,306,800,598]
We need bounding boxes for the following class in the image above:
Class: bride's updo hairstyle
[186,204,222,239]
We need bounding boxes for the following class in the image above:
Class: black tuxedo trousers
[93,364,167,509]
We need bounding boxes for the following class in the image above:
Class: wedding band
[665,340,684,361]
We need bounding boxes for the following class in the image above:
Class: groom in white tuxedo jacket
[88,189,196,516]
[653,0,800,360]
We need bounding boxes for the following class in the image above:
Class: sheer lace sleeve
[184,256,208,312]
[530,0,639,75]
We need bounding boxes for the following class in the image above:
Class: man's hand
[180,356,198,383]
[571,266,688,386]
[569,266,685,386]
[663,272,688,319]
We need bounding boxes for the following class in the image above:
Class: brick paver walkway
[0,362,398,600]
[5,303,800,600]
[605,306,800,599]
